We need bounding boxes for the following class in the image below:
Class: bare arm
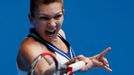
[18,37,69,75]
[18,38,56,75]
[64,47,112,72]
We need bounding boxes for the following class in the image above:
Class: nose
[47,19,56,29]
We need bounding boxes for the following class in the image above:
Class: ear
[28,12,34,23]
[28,13,37,28]
[62,9,64,21]
[62,9,64,15]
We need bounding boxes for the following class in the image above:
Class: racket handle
[68,61,85,72]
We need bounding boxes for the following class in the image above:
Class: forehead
[36,2,63,15]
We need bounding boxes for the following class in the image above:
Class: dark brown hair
[30,0,64,17]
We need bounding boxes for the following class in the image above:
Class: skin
[85,47,112,71]
[17,2,112,75]
[30,2,64,42]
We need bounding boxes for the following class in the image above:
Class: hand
[89,47,112,72]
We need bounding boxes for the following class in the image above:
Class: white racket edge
[68,61,85,72]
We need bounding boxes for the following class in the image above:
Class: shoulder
[58,29,66,39]
[17,37,56,74]
[18,37,47,63]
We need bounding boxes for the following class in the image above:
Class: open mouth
[45,29,57,37]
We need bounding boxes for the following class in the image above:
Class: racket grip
[68,61,85,72]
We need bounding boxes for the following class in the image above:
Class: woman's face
[30,2,64,41]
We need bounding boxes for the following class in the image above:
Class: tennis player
[16,0,112,75]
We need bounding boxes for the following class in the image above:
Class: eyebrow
[39,10,63,17]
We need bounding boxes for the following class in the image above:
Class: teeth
[46,28,56,32]
[45,29,56,36]
[48,29,53,32]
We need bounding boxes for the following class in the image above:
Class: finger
[103,63,109,67]
[101,57,109,67]
[98,47,111,59]
[103,57,108,64]
[77,55,85,60]
[103,61,110,68]
[103,65,112,72]
[99,57,110,69]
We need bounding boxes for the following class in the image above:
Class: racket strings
[29,52,75,75]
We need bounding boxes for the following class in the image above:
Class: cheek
[58,17,64,26]
[56,21,63,29]
[34,22,47,31]
[39,23,47,29]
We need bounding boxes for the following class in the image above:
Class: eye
[54,14,62,20]
[39,16,50,20]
